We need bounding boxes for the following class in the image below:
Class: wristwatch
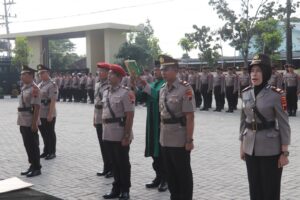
[281,151,290,157]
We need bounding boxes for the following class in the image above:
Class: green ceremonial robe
[137,79,165,157]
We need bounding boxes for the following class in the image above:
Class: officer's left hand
[185,142,194,151]
[121,138,131,146]
[278,155,289,168]
[31,123,38,133]
[47,115,53,122]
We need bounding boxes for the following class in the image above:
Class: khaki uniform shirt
[225,74,238,92]
[269,72,283,89]
[38,80,58,118]
[213,74,226,93]
[284,72,300,93]
[94,80,109,124]
[72,76,79,89]
[159,78,196,147]
[17,82,41,127]
[240,85,291,156]
[87,76,95,90]
[102,84,135,142]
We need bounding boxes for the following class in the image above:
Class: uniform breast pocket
[112,97,122,109]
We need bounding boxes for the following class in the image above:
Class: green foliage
[208,0,286,66]
[178,38,194,56]
[12,37,30,71]
[116,20,162,68]
[184,25,220,67]
[253,18,283,56]
[49,39,82,70]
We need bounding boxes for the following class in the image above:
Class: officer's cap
[159,55,178,70]
[21,65,37,75]
[110,64,126,77]
[37,64,50,73]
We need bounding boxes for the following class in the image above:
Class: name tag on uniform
[170,95,179,103]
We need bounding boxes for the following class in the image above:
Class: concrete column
[104,29,126,64]
[27,36,43,69]
[86,30,105,74]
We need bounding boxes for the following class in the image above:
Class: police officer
[80,73,88,103]
[102,64,135,200]
[213,67,225,112]
[71,73,80,102]
[240,54,291,200]
[283,64,300,116]
[94,62,112,178]
[159,55,195,200]
[225,67,238,113]
[200,67,213,111]
[269,66,283,89]
[87,73,95,104]
[37,64,58,160]
[194,70,202,108]
[239,67,251,92]
[18,65,42,177]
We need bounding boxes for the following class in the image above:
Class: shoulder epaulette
[180,80,190,87]
[241,85,251,93]
[270,86,284,95]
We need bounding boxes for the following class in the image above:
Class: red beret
[97,62,110,70]
[110,64,126,77]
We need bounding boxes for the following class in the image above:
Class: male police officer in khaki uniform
[159,55,196,200]
[102,64,135,200]
[18,65,42,177]
[283,64,300,116]
[37,64,58,160]
[94,62,112,178]
[240,54,291,200]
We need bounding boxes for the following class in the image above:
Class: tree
[12,37,30,71]
[253,18,283,57]
[49,39,80,70]
[208,0,284,67]
[185,25,220,67]
[178,38,194,58]
[116,20,162,68]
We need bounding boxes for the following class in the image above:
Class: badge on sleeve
[281,96,287,111]
[128,91,136,104]
[185,89,193,101]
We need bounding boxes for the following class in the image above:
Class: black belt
[245,121,275,131]
[41,99,51,106]
[162,117,186,126]
[103,117,126,127]
[95,105,103,109]
[18,107,33,113]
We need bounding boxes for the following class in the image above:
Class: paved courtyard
[0,98,299,200]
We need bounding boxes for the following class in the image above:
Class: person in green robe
[135,61,168,192]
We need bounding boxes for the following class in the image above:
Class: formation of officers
[16,53,297,200]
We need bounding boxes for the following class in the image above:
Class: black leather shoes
[119,192,130,200]
[45,154,56,160]
[145,179,160,188]
[97,171,108,176]
[21,167,32,176]
[103,191,120,199]
[105,171,113,178]
[26,169,41,177]
[40,153,48,158]
[158,181,168,192]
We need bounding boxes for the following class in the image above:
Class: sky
[1,0,299,58]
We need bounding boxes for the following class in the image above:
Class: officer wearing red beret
[102,64,135,200]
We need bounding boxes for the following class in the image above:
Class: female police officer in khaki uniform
[240,54,291,200]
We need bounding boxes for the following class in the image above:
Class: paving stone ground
[0,99,299,200]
